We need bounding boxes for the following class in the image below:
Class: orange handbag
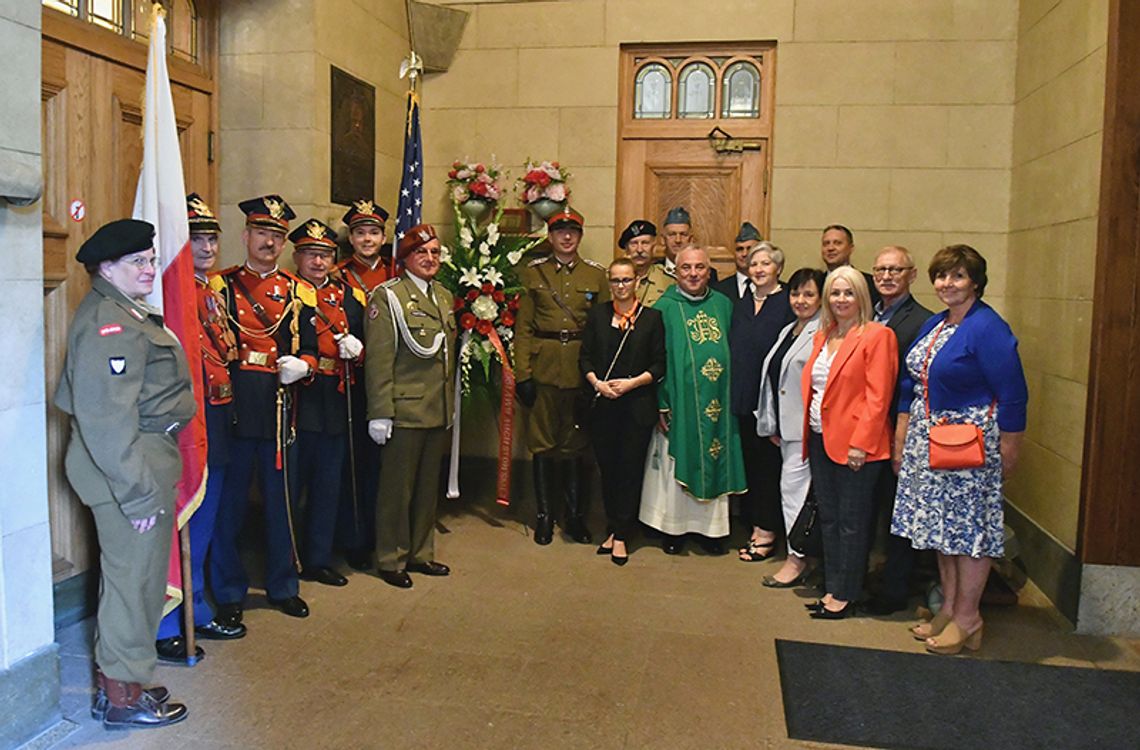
[921,320,992,471]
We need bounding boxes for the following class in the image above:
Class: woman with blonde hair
[800,267,898,618]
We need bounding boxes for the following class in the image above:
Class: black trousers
[872,468,915,603]
[808,432,883,601]
[590,402,653,541]
[738,414,783,533]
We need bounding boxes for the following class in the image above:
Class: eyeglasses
[609,277,636,286]
[872,266,913,277]
[120,255,159,269]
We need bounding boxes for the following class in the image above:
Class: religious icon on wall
[330,66,375,206]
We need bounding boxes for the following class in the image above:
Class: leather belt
[245,351,270,367]
[535,329,582,343]
[318,356,338,372]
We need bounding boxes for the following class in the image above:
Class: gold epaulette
[349,284,367,307]
[287,273,317,307]
[207,273,228,293]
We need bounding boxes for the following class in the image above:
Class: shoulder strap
[229,272,275,329]
[535,263,584,328]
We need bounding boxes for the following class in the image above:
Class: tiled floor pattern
[46,504,1140,749]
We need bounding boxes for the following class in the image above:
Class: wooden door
[41,7,215,583]
[616,44,776,279]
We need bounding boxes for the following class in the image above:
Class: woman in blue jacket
[892,245,1028,655]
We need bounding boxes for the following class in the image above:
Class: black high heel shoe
[809,602,853,620]
[610,552,628,567]
[596,544,613,556]
[804,600,825,612]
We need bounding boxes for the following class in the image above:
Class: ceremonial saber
[278,385,302,572]
[343,362,361,535]
[446,330,469,499]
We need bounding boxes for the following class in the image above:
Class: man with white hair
[640,247,745,555]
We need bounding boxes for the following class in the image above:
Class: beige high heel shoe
[910,610,951,641]
[925,622,983,655]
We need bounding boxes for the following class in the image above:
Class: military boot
[91,671,169,721]
[101,673,188,730]
[561,457,592,544]
[533,456,555,545]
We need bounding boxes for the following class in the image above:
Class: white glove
[368,418,394,446]
[337,333,364,360]
[277,355,311,384]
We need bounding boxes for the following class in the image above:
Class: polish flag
[132,7,207,615]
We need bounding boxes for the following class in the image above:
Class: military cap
[618,219,656,249]
[664,206,691,226]
[238,194,295,232]
[397,223,438,260]
[735,221,762,244]
[547,206,585,232]
[187,193,221,235]
[76,219,155,265]
[289,219,338,251]
[342,199,389,229]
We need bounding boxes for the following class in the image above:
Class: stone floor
[46,502,1140,749]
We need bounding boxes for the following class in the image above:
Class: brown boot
[91,671,169,721]
[101,672,188,730]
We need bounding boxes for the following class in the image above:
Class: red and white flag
[132,7,208,615]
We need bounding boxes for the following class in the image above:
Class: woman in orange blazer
[800,266,898,619]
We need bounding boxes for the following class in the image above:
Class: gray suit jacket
[754,313,822,442]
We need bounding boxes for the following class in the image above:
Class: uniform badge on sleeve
[109,357,126,375]
[99,324,123,337]
[368,305,379,320]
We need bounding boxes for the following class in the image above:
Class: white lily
[486,224,500,245]
[507,250,522,266]
[478,241,491,256]
[459,226,474,247]
[440,245,452,264]
[459,267,482,287]
[483,268,504,286]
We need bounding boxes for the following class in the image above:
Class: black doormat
[775,639,1140,750]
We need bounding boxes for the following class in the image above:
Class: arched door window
[677,61,715,119]
[634,62,672,120]
[43,0,201,63]
[721,61,761,119]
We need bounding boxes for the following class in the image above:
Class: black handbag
[787,488,822,558]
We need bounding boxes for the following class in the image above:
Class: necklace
[753,284,781,302]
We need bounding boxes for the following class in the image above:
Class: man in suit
[865,245,933,614]
[820,224,880,306]
[713,221,761,301]
[365,224,457,589]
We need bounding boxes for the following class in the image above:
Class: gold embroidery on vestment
[700,357,724,382]
[686,311,722,343]
[704,399,722,423]
[708,439,723,460]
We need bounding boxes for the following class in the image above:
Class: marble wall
[1005,0,1108,552]
[0,1,59,746]
[217,0,411,262]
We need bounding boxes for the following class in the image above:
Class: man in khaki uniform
[619,219,671,307]
[365,223,457,589]
[515,207,609,545]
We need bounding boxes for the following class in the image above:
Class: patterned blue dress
[890,324,1005,558]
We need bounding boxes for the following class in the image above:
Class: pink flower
[524,185,541,203]
[452,185,469,202]
[545,183,566,202]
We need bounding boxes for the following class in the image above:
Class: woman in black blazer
[729,242,795,561]
[579,258,667,565]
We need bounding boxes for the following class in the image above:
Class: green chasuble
[655,285,746,500]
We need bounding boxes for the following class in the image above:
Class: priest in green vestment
[639,247,747,554]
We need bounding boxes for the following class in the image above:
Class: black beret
[618,220,656,249]
[76,219,155,265]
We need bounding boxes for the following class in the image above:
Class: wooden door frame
[1078,0,1140,567]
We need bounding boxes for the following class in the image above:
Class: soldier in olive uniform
[55,219,195,729]
[365,224,457,589]
[514,207,609,545]
[619,219,672,307]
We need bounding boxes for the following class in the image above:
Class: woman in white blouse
[754,268,826,587]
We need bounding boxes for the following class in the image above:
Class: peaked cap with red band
[187,193,221,234]
[239,194,295,232]
[547,206,584,232]
[396,223,438,260]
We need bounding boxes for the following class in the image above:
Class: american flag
[392,90,423,270]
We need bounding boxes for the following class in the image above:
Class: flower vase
[527,198,565,221]
[460,197,493,223]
